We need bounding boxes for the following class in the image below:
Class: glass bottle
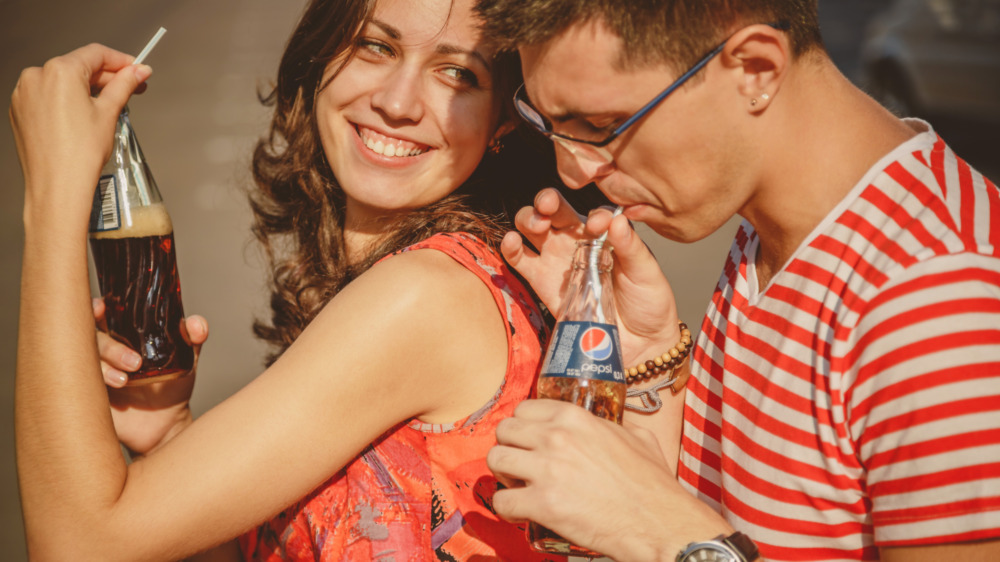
[529,239,626,557]
[88,106,193,385]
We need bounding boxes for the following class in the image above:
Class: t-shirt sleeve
[846,252,1000,546]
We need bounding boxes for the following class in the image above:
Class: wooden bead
[626,320,693,386]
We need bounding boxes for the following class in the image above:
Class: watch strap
[676,531,759,562]
[722,532,759,562]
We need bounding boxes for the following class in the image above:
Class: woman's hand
[10,43,151,225]
[94,298,207,456]
[501,188,682,366]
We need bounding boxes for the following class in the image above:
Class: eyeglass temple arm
[605,20,790,143]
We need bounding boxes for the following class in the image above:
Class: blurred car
[861,0,1000,121]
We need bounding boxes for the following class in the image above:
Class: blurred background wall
[0,0,996,558]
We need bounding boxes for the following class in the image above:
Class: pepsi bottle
[528,239,626,557]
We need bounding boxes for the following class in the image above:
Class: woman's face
[316,0,501,226]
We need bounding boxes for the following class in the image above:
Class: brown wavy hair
[249,0,564,364]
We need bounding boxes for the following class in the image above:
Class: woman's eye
[441,66,479,87]
[358,39,392,58]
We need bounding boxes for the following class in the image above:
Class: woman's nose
[371,66,425,124]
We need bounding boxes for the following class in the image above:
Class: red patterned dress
[239,233,564,561]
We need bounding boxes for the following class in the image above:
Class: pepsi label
[540,321,624,383]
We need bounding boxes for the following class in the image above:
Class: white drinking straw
[590,205,624,322]
[133,27,167,65]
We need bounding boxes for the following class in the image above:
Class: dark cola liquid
[90,231,193,384]
[529,376,624,557]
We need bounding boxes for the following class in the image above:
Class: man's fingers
[491,485,534,523]
[606,214,665,283]
[500,230,531,273]
[533,188,586,231]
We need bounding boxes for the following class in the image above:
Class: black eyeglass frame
[513,21,791,151]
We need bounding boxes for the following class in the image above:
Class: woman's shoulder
[381,232,501,270]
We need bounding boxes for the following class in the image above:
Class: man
[475,1,1000,560]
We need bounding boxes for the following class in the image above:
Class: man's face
[518,19,755,242]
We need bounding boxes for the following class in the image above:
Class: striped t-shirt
[679,120,1000,561]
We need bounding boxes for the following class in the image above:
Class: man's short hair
[476,0,823,71]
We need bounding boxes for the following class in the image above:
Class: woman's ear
[724,23,789,113]
[493,119,517,140]
[488,119,518,153]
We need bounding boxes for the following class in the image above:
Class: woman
[11,0,569,559]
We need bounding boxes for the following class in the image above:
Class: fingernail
[133,64,153,81]
[115,371,128,386]
[123,351,142,371]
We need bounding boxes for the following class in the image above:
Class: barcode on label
[90,175,121,232]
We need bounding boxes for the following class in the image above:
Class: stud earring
[750,98,758,107]
[761,93,770,101]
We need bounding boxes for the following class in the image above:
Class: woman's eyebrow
[371,19,400,39]
[370,18,491,71]
[436,43,491,70]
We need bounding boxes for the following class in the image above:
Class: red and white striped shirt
[679,120,1000,561]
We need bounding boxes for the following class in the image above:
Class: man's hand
[487,399,732,562]
[502,188,684,366]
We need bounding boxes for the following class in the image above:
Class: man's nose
[554,140,614,189]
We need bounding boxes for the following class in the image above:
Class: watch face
[681,543,737,562]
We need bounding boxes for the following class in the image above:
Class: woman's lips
[355,125,431,158]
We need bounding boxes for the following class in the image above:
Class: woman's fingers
[96,331,140,388]
[180,315,209,347]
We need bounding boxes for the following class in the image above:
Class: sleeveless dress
[239,232,564,561]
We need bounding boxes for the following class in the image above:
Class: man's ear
[723,23,790,112]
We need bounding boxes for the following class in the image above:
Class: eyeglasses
[513,22,790,164]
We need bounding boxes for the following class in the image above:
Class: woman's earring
[488,137,503,154]
[750,98,758,107]
[761,93,770,101]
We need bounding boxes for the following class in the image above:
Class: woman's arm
[14,46,508,561]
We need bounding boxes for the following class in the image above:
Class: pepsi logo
[579,327,614,361]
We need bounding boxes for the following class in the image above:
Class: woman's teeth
[359,127,428,158]
[365,138,425,157]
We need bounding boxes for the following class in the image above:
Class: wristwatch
[675,531,760,562]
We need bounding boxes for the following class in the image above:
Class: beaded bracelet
[625,321,692,385]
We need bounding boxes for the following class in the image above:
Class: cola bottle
[529,239,626,557]
[88,106,193,385]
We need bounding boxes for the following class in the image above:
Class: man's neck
[743,54,918,289]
